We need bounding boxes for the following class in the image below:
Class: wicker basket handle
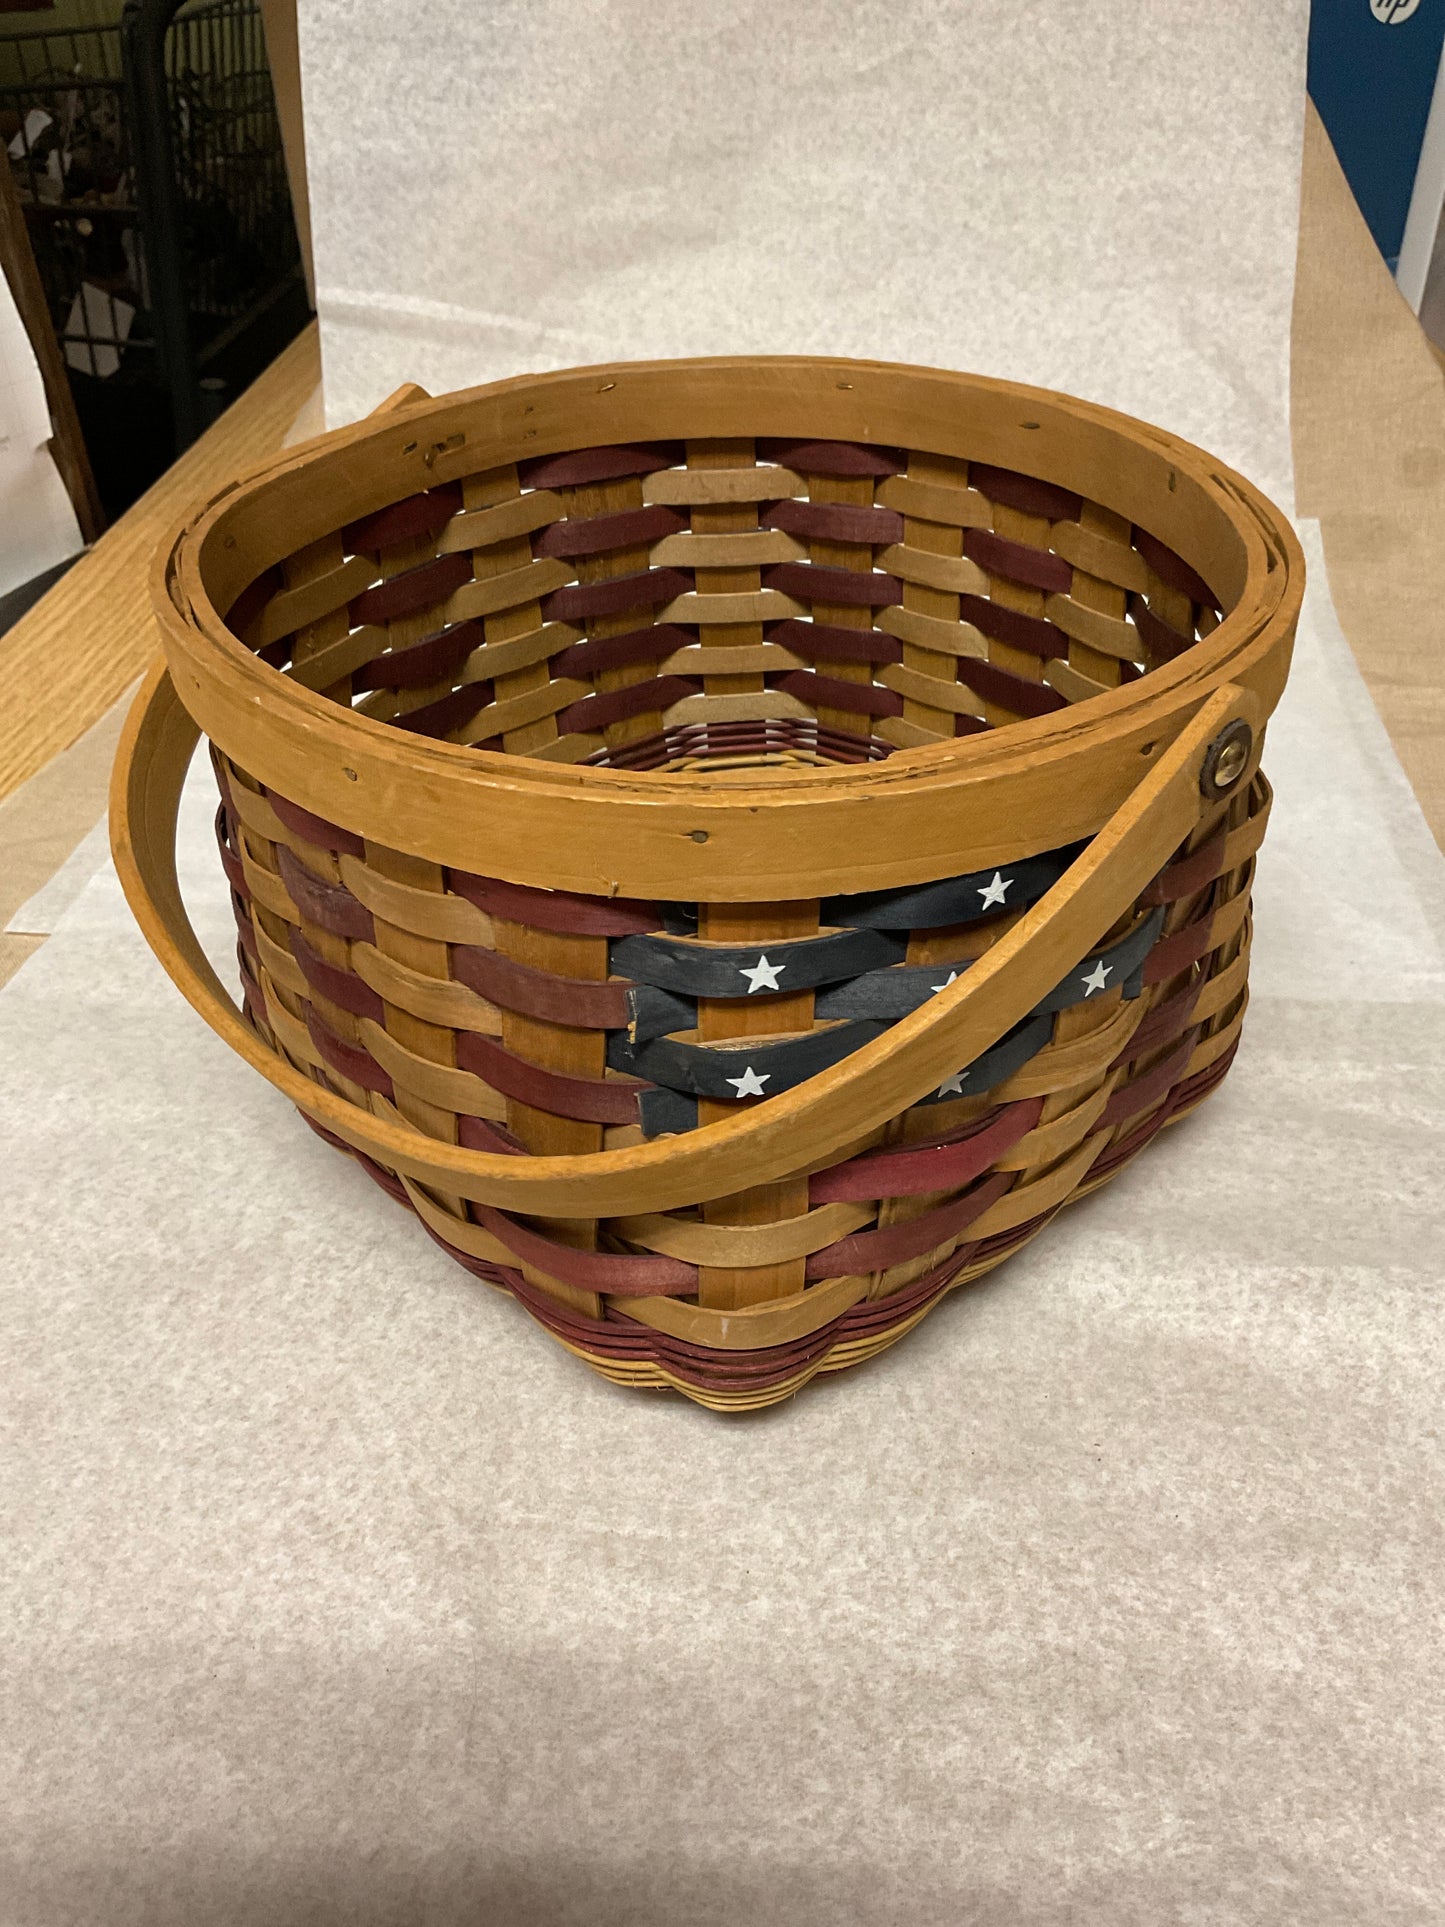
[112,666,1259,1219]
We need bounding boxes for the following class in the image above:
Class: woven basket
[114,357,1300,1410]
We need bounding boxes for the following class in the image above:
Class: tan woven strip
[643,465,804,506]
[1193,932,1250,1023]
[358,1016,507,1119]
[451,621,582,685]
[526,733,605,765]
[878,662,988,715]
[1043,656,1111,704]
[244,553,380,650]
[876,474,992,528]
[657,588,807,625]
[877,604,989,658]
[238,843,301,924]
[1184,995,1247,1078]
[336,854,493,944]
[1043,591,1140,661]
[1049,521,1149,593]
[447,675,591,744]
[873,714,950,750]
[613,1267,868,1349]
[441,557,575,626]
[649,530,805,568]
[222,774,290,846]
[611,1199,872,1266]
[996,1081,1114,1170]
[251,914,308,999]
[257,970,325,1072]
[878,544,989,596]
[662,690,816,728]
[432,489,563,555]
[287,627,392,693]
[352,941,504,1034]
[996,996,1146,1099]
[401,1174,519,1272]
[967,1131,1107,1239]
[659,641,807,677]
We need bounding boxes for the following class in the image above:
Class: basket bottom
[302,1035,1239,1412]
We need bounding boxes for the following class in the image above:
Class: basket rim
[153,354,1302,898]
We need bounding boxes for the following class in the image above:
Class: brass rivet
[342,767,358,782]
[689,829,709,843]
[1201,721,1252,799]
[1213,738,1248,788]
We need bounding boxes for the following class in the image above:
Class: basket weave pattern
[198,424,1271,1408]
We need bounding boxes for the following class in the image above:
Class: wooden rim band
[155,357,1300,903]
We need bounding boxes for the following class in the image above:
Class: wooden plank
[0,321,321,801]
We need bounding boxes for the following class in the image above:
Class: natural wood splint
[113,356,1300,1409]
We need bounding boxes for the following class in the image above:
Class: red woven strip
[235,913,259,970]
[553,675,700,736]
[392,681,495,739]
[1099,1035,1198,1130]
[954,712,992,738]
[773,669,903,719]
[304,1004,394,1098]
[955,656,1068,719]
[766,618,901,664]
[393,678,500,736]
[225,565,282,639]
[969,463,1081,522]
[455,1032,646,1124]
[265,790,366,858]
[456,1112,527,1155]
[808,1099,1043,1203]
[519,444,681,490]
[1132,527,1217,608]
[757,438,905,478]
[343,482,462,556]
[542,567,690,623]
[217,836,248,901]
[533,504,685,559]
[471,1202,695,1294]
[1112,978,1203,1065]
[804,1169,1014,1279]
[552,621,692,679]
[1142,826,1227,906]
[452,943,631,1027]
[1129,594,1195,664]
[349,551,473,629]
[1141,909,1217,983]
[764,561,903,608]
[955,592,1060,657]
[762,498,904,545]
[590,716,888,770]
[275,846,376,942]
[291,929,385,1022]
[351,618,485,692]
[447,868,662,936]
[963,527,1073,594]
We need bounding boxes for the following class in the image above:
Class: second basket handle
[113,667,1258,1219]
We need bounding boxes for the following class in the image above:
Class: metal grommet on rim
[1200,719,1253,799]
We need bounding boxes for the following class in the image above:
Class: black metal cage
[1,0,307,515]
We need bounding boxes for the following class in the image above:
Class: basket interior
[224,433,1226,778]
